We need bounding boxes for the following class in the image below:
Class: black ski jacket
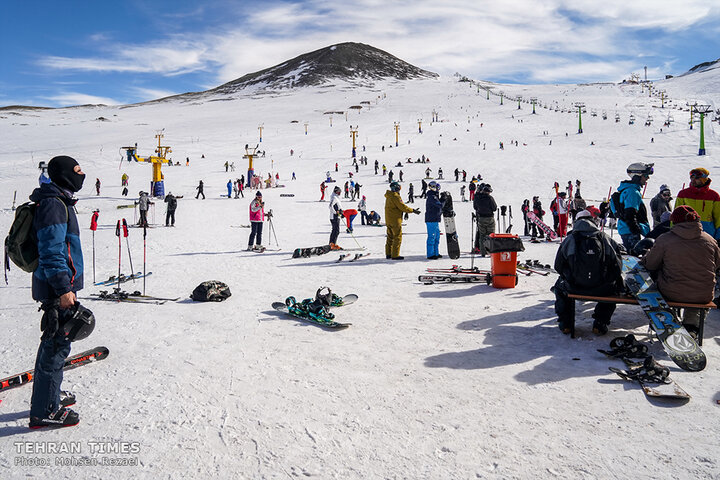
[473,192,497,217]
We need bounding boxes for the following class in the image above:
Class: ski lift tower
[393,122,400,147]
[687,101,697,129]
[121,131,172,197]
[417,118,423,134]
[693,104,712,155]
[530,97,538,114]
[660,90,667,108]
[244,144,259,187]
[575,102,585,134]
[258,124,264,143]
[517,96,522,110]
[350,126,358,158]
[499,91,504,105]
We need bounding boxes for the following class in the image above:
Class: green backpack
[4,199,67,273]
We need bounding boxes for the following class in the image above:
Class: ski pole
[143,223,147,296]
[122,219,135,281]
[115,220,122,291]
[90,210,99,284]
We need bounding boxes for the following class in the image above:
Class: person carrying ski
[195,180,205,199]
[675,168,720,240]
[358,195,368,224]
[136,191,152,227]
[425,181,444,259]
[611,162,653,252]
[473,183,497,256]
[248,191,265,250]
[384,181,420,260]
[164,192,179,226]
[649,184,672,228]
[329,186,344,250]
[641,205,720,339]
[553,209,624,336]
[28,155,88,428]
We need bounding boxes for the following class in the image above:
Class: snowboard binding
[598,334,650,359]
[285,295,336,323]
[614,356,671,384]
[314,287,344,307]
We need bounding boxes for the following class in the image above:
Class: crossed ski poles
[115,218,136,290]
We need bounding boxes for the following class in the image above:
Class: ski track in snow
[0,75,718,479]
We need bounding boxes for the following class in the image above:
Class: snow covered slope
[0,66,718,479]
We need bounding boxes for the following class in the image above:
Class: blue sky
[2,0,719,107]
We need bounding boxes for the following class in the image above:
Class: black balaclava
[48,155,85,192]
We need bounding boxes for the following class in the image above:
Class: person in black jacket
[164,193,179,226]
[553,209,623,336]
[473,183,497,255]
[425,181,444,259]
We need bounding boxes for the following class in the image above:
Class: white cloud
[44,92,120,106]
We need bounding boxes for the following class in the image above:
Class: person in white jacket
[358,195,368,225]
[328,186,344,249]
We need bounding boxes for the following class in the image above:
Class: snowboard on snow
[0,347,109,393]
[621,255,706,372]
[526,212,558,240]
[609,366,690,399]
[439,192,461,259]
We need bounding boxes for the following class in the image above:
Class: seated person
[641,205,720,338]
[553,209,624,336]
[367,210,381,225]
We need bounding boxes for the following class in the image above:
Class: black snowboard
[292,245,332,258]
[439,192,460,259]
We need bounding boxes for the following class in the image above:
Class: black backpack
[191,281,231,302]
[610,191,625,220]
[4,198,67,273]
[568,233,607,289]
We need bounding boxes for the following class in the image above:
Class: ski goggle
[690,170,709,179]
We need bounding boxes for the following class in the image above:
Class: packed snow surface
[0,73,718,479]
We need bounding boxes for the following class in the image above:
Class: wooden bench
[567,294,715,345]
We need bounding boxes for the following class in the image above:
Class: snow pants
[556,213,568,237]
[360,211,368,225]
[329,217,340,245]
[249,221,263,246]
[30,316,72,418]
[475,216,496,255]
[385,222,403,258]
[166,209,175,226]
[426,222,440,258]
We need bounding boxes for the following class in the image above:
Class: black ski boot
[29,407,80,429]
[60,390,76,408]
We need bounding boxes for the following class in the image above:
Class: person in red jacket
[343,209,358,233]
[320,182,327,201]
[674,167,720,240]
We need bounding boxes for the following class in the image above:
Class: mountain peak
[210,42,437,94]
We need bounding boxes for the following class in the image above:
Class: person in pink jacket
[248,191,265,250]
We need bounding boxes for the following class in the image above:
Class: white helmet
[627,162,654,178]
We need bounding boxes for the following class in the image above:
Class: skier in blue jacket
[611,163,653,252]
[425,181,444,259]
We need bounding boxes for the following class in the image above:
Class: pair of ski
[94,271,152,286]
[1,347,109,394]
[336,253,370,262]
[419,266,491,285]
[599,335,689,400]
[292,245,365,258]
[272,293,358,329]
[88,289,180,305]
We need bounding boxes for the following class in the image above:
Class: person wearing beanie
[136,191,153,227]
[384,182,420,260]
[647,210,672,239]
[248,191,265,250]
[675,168,720,240]
[553,208,624,336]
[425,181,445,259]
[641,205,720,338]
[472,183,497,255]
[649,184,672,228]
[611,162,653,252]
[27,155,86,428]
[328,186,344,249]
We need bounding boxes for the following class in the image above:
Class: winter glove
[39,301,61,340]
[413,209,421,215]
[404,213,409,220]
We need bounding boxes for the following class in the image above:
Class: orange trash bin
[489,233,519,288]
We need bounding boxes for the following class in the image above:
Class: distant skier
[420,179,427,199]
[358,195,368,224]
[248,191,265,251]
[408,183,415,204]
[95,178,101,196]
[320,182,327,201]
[136,191,152,227]
[196,180,205,199]
[164,192,181,226]
[226,180,232,198]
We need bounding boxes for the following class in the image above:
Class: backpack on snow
[191,280,232,302]
[567,233,608,289]
[4,198,68,274]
